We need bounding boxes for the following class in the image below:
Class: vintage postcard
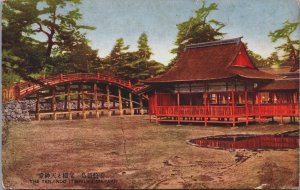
[2,0,299,189]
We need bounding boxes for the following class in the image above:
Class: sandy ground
[2,116,299,189]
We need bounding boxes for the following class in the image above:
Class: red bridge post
[14,83,20,100]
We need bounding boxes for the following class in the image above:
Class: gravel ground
[2,116,299,189]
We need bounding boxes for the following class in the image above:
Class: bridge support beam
[15,73,145,121]
[36,92,40,121]
[118,88,123,116]
[64,85,68,111]
[67,84,72,120]
[94,83,99,118]
[245,87,248,126]
[139,98,144,115]
[77,87,81,112]
[231,84,235,127]
[52,88,57,120]
[106,85,111,116]
[81,83,86,119]
[129,92,134,115]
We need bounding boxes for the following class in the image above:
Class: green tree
[104,34,165,83]
[269,21,300,71]
[123,33,165,83]
[137,32,152,60]
[169,1,225,68]
[265,52,281,68]
[2,0,46,84]
[2,0,99,86]
[105,38,130,75]
[32,0,96,57]
[244,43,267,68]
[50,37,100,74]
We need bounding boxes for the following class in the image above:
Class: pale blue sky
[76,0,300,65]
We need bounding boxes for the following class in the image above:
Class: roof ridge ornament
[186,37,243,49]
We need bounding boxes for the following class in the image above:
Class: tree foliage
[243,43,267,68]
[269,21,300,71]
[2,0,46,84]
[2,0,99,86]
[137,32,152,60]
[169,2,225,67]
[103,33,165,83]
[3,1,165,86]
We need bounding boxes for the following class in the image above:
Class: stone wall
[2,100,31,122]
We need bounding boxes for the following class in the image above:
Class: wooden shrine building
[141,37,299,126]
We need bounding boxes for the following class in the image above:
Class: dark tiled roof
[144,38,280,83]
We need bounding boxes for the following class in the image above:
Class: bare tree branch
[34,22,50,38]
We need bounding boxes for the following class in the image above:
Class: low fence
[155,104,299,118]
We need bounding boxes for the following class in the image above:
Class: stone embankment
[2,100,31,122]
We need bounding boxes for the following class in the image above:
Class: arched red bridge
[6,73,148,120]
[15,73,135,99]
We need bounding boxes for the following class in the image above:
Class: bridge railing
[155,104,299,118]
[15,73,133,98]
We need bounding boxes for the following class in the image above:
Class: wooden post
[89,96,93,116]
[245,87,248,126]
[238,94,242,104]
[139,98,144,115]
[81,83,86,119]
[64,88,68,111]
[63,85,68,118]
[36,92,40,121]
[52,88,57,120]
[204,93,207,127]
[293,92,297,105]
[106,85,111,116]
[177,92,180,125]
[77,87,80,111]
[232,84,235,127]
[67,84,72,120]
[129,92,134,115]
[94,83,99,118]
[155,91,158,124]
[273,93,276,119]
[258,92,261,122]
[293,92,297,123]
[118,88,123,116]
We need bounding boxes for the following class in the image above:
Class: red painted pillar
[204,93,207,127]
[14,84,20,100]
[232,84,235,127]
[245,88,248,126]
[257,92,261,122]
[177,92,181,125]
[155,91,158,124]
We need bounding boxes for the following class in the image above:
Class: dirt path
[2,116,299,189]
